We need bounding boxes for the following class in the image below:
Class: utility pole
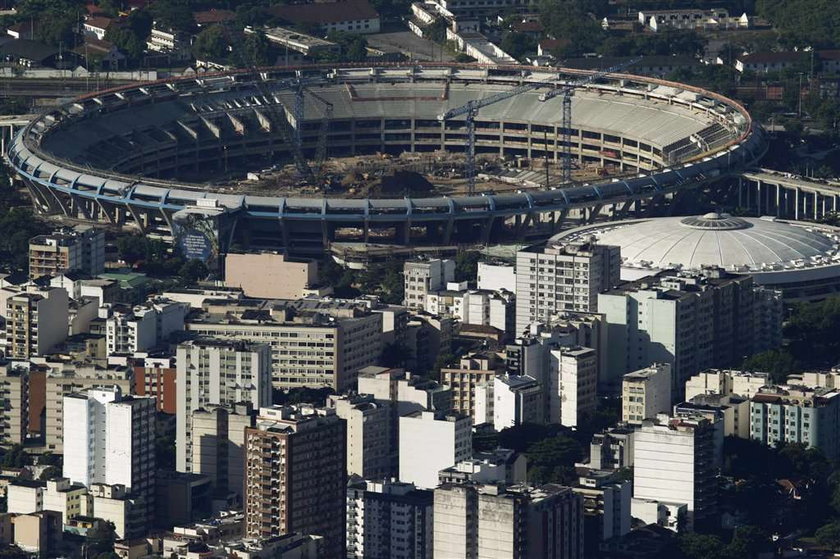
[798,72,804,118]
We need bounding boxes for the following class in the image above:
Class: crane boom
[437,76,559,194]
[540,58,641,184]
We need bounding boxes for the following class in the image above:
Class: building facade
[404,258,455,310]
[62,387,155,529]
[176,339,272,473]
[622,363,672,425]
[515,241,619,336]
[346,478,433,559]
[243,406,346,557]
[433,483,585,558]
[632,414,720,531]
[399,411,472,489]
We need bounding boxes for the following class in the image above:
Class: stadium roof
[581,213,840,271]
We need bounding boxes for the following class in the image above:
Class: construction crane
[539,57,641,184]
[438,59,640,194]
[438,81,554,195]
[250,70,332,182]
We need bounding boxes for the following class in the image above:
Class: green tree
[741,349,798,384]
[454,250,481,283]
[725,525,772,558]
[539,0,604,57]
[500,32,536,61]
[1,445,32,468]
[39,466,60,480]
[150,0,194,32]
[86,522,117,557]
[38,452,62,467]
[36,13,77,48]
[525,434,582,484]
[234,29,271,67]
[178,259,208,285]
[678,533,727,559]
[816,521,840,550]
[192,24,229,61]
[106,25,146,61]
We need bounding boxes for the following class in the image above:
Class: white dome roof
[590,214,838,271]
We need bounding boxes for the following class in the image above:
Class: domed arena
[7,64,765,256]
[551,213,840,300]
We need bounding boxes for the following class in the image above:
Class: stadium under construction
[6,64,766,256]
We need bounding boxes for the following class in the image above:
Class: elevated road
[740,169,840,220]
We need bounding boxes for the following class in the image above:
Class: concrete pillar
[815,191,819,220]
[757,181,762,215]
[775,183,781,217]
[795,189,800,220]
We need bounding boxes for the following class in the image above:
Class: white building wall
[633,426,696,512]
[399,412,471,489]
[493,377,517,431]
[7,485,43,514]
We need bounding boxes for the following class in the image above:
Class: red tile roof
[84,16,115,30]
[194,9,235,25]
[269,0,379,25]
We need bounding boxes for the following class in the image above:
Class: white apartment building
[684,368,770,401]
[357,366,452,415]
[185,307,382,391]
[399,411,472,489]
[45,364,134,453]
[477,261,516,292]
[327,393,392,480]
[632,414,721,531]
[598,270,782,397]
[346,478,433,559]
[622,363,672,425]
[176,339,272,473]
[103,298,188,354]
[515,240,619,336]
[550,346,598,428]
[474,374,542,430]
[404,258,455,309]
[433,483,584,559]
[42,478,89,526]
[62,387,156,527]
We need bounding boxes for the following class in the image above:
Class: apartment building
[5,288,69,359]
[684,368,770,401]
[175,339,272,473]
[346,478,433,559]
[190,403,256,502]
[185,299,382,391]
[433,483,585,558]
[243,406,346,557]
[45,364,134,453]
[515,240,619,336]
[28,225,105,280]
[398,410,472,489]
[750,385,840,459]
[133,355,177,414]
[62,387,156,529]
[441,352,503,419]
[632,414,721,531]
[622,363,672,425]
[598,270,782,396]
[403,258,455,310]
[0,363,30,446]
[327,394,392,480]
[550,346,598,428]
